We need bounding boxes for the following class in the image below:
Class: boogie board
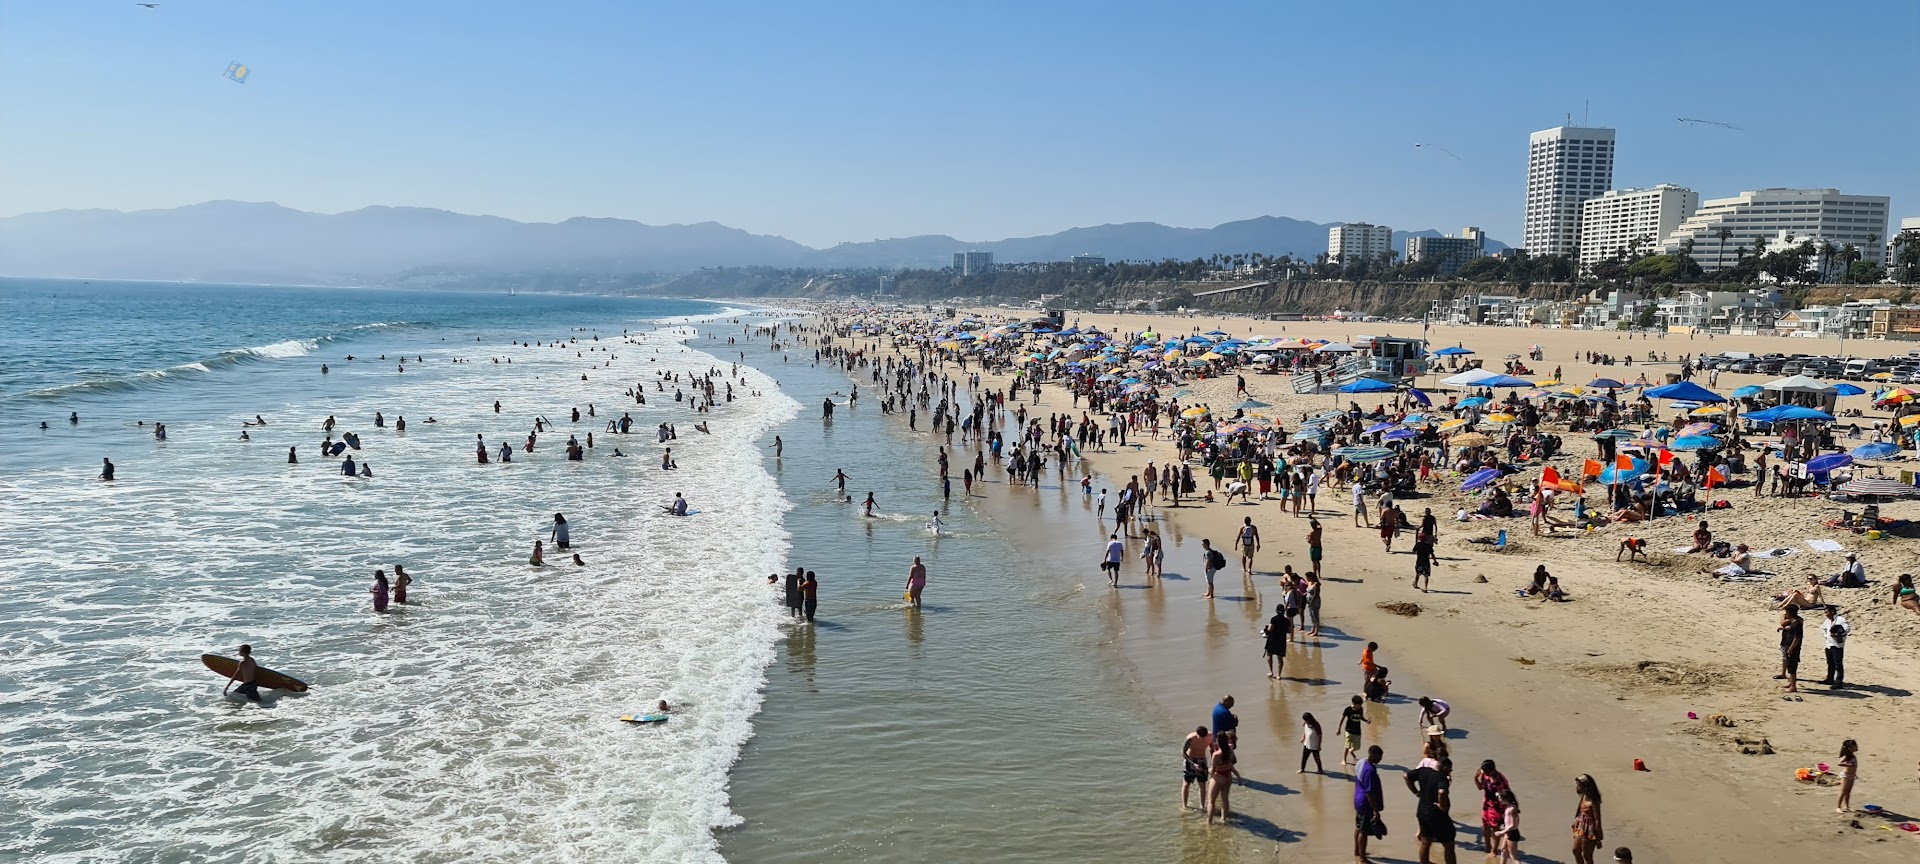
[618,714,669,724]
[201,654,309,693]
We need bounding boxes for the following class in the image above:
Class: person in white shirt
[1304,470,1320,514]
[1352,482,1370,528]
[1821,606,1849,687]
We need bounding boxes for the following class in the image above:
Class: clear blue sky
[2,1,1914,247]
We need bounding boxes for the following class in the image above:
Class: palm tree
[1819,240,1841,283]
[1711,226,1734,275]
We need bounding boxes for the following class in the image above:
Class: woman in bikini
[1206,735,1238,824]
[1893,573,1920,616]
[1570,774,1604,864]
[1775,575,1825,610]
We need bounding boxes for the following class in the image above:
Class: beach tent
[1339,378,1396,393]
[1316,342,1358,353]
[1644,381,1725,403]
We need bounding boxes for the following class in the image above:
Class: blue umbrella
[1832,383,1867,396]
[1204,329,1229,337]
[1407,388,1432,407]
[1384,428,1417,442]
[1096,373,1120,382]
[1183,336,1213,345]
[1478,375,1534,388]
[1342,447,1397,463]
[1748,405,1835,423]
[1588,378,1626,389]
[1806,453,1852,473]
[1236,399,1272,410]
[1461,467,1501,491]
[1594,428,1641,439]
[1731,385,1763,398]
[1459,396,1491,408]
[1364,421,1398,434]
[1432,346,1474,356]
[1584,394,1617,404]
[1055,327,1079,336]
[1671,435,1722,451]
[1598,459,1651,484]
[1668,401,1703,410]
[1121,377,1141,385]
[1339,378,1396,393]
[1852,442,1901,460]
[1645,381,1725,403]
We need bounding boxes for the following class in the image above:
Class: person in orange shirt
[1361,641,1377,679]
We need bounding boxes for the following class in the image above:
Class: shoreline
[818,305,1920,862]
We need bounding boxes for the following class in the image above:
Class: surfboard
[201,654,309,693]
[618,714,669,724]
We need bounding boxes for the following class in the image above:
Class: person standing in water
[370,570,391,613]
[863,493,877,517]
[906,556,928,606]
[392,565,411,604]
[99,457,115,481]
[224,644,262,702]
[800,570,818,622]
[783,568,803,619]
[550,513,571,551]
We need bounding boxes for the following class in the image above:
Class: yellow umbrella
[1182,407,1211,419]
[1535,378,1562,386]
[1556,385,1588,396]
[1900,414,1920,427]
[1485,412,1516,424]
[1437,418,1469,432]
[1871,371,1895,380]
[1199,351,1224,361]
[1690,404,1727,416]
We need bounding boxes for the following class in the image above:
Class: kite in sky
[1677,117,1741,130]
[1414,143,1460,160]
[225,62,250,84]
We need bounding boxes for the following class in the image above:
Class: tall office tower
[1523,126,1615,257]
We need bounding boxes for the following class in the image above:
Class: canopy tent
[1440,369,1502,387]
[1430,346,1474,356]
[1763,374,1839,412]
[1644,381,1725,403]
[1745,405,1835,423]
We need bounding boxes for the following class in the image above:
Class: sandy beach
[821,307,1920,862]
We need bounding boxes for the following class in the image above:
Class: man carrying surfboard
[224,644,261,703]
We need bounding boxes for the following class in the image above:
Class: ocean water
[0,279,797,862]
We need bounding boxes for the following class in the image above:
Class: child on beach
[1497,789,1523,864]
[1835,739,1857,813]
[1339,695,1368,765]
[1298,713,1324,773]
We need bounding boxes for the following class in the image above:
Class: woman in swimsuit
[1206,736,1238,824]
[1893,574,1920,616]
[905,556,928,607]
[370,570,390,613]
[1570,774,1604,864]
[1775,575,1824,610]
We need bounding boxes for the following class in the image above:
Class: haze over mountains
[0,201,1505,286]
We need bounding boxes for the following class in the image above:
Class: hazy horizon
[2,1,1914,247]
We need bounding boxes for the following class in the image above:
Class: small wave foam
[239,339,320,359]
[15,335,338,401]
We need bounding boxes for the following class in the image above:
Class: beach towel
[1718,571,1770,582]
[1806,539,1846,553]
[1753,548,1796,560]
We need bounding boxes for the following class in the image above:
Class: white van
[1843,358,1874,378]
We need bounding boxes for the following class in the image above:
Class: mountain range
[0,201,1505,285]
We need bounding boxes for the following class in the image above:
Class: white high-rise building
[1577,185,1699,271]
[1328,222,1394,263]
[1659,189,1890,272]
[1523,126,1615,257]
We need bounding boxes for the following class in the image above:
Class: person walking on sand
[1473,759,1511,854]
[1263,603,1290,679]
[1181,725,1211,811]
[1299,712,1325,774]
[1307,518,1324,578]
[1571,774,1604,864]
[905,557,927,607]
[1354,744,1385,863]
[1412,530,1435,592]
[1352,480,1370,527]
[1834,738,1858,812]
[1201,539,1225,599]
[1235,516,1260,576]
[1340,695,1369,765]
[1778,606,1804,693]
[1102,533,1125,587]
[1405,756,1457,864]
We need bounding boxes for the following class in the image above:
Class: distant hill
[0,202,1505,284]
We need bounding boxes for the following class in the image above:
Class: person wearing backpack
[1821,605,1850,688]
[1201,539,1226,599]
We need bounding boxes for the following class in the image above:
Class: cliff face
[1190,280,1590,318]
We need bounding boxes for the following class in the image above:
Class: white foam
[0,324,800,862]
[241,339,320,359]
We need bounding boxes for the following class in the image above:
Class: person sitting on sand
[1824,554,1866,589]
[1685,520,1713,553]
[1774,575,1825,610]
[1615,537,1647,562]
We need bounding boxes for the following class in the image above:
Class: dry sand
[828,308,1920,862]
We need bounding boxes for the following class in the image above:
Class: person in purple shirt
[1354,744,1384,862]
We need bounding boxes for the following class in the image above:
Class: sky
[2,0,1915,248]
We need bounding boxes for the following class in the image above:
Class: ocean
[0,280,1183,863]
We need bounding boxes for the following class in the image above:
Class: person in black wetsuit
[783,568,803,619]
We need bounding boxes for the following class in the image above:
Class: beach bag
[1369,813,1388,838]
